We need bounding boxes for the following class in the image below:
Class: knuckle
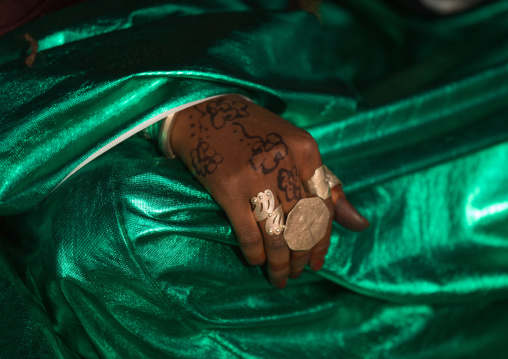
[215,165,256,193]
[269,261,290,273]
[294,130,319,156]
[215,170,244,193]
[267,235,288,250]
[238,229,263,249]
[291,250,311,260]
[290,259,308,270]
[291,252,311,265]
[247,254,266,266]
[312,241,330,253]
[217,168,269,203]
[312,239,330,252]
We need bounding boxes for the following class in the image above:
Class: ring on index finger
[251,190,285,236]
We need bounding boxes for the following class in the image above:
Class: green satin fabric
[1,0,508,358]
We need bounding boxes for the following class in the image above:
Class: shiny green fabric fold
[10,136,508,358]
[2,0,508,358]
[0,0,359,214]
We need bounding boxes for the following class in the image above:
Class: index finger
[226,203,266,266]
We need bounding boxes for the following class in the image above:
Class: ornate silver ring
[251,190,285,236]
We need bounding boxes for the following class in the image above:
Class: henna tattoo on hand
[190,141,223,177]
[277,166,302,202]
[250,133,288,174]
[233,122,288,174]
[188,98,287,177]
[194,97,249,129]
[188,109,224,177]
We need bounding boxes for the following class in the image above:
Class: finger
[264,231,290,288]
[227,203,266,266]
[331,185,370,232]
[252,190,290,288]
[275,165,313,278]
[308,195,333,271]
[290,250,311,278]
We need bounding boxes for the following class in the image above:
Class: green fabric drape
[1,0,508,358]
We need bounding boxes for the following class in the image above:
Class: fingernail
[312,259,325,272]
[290,271,303,279]
[276,278,288,289]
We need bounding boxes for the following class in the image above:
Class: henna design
[188,111,224,177]
[250,133,288,174]
[277,167,302,202]
[188,99,286,177]
[190,141,223,177]
[197,97,249,129]
[233,122,288,174]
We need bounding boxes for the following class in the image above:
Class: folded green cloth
[1,0,508,357]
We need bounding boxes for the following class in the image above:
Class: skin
[171,95,369,288]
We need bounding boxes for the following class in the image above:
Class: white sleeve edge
[52,93,250,192]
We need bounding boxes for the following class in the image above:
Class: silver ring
[284,197,330,251]
[251,190,285,236]
[303,165,331,200]
[324,165,343,188]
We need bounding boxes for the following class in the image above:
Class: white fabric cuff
[54,94,249,191]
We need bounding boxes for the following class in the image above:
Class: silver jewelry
[159,112,178,159]
[324,165,343,189]
[303,165,331,200]
[284,197,330,251]
[251,190,285,236]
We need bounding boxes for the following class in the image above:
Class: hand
[170,95,368,288]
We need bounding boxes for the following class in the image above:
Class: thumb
[331,185,370,232]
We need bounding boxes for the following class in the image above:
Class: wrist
[160,94,251,159]
[158,112,179,158]
[168,106,194,159]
